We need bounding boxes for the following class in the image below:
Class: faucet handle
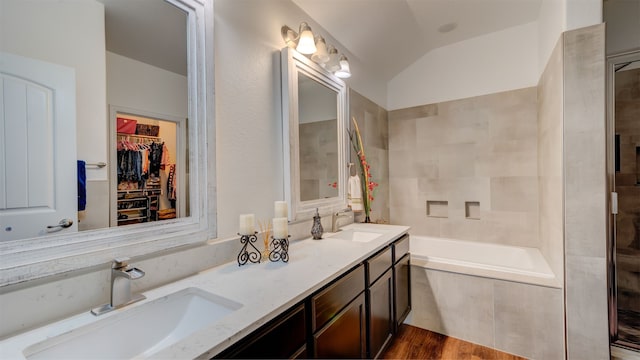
[113,257,130,268]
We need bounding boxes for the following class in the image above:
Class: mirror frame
[0,0,215,287]
[281,47,348,222]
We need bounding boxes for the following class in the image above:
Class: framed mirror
[281,47,348,221]
[0,0,215,286]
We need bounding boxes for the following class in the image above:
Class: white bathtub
[410,235,560,288]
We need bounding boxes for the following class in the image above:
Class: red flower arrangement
[348,117,379,222]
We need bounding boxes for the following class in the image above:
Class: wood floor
[381,325,526,360]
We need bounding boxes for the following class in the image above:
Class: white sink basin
[329,229,383,243]
[23,287,242,359]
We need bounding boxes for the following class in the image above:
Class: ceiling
[100,0,187,76]
[292,0,543,81]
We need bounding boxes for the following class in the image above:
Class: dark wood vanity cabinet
[365,246,394,359]
[213,234,411,360]
[367,268,394,359]
[313,292,367,359]
[213,303,307,359]
[312,264,366,358]
[393,235,411,331]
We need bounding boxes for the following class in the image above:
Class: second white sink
[329,229,383,243]
[23,287,242,359]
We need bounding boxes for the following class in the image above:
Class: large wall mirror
[0,0,214,286]
[281,47,348,221]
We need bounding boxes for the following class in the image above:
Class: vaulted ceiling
[293,0,543,81]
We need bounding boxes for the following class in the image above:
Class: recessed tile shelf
[426,201,448,218]
[465,201,481,220]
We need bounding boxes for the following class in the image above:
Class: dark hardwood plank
[381,324,526,360]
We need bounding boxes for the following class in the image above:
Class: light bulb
[325,46,340,72]
[311,36,330,63]
[334,55,351,78]
[296,22,317,55]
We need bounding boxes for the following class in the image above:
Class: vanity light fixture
[334,55,352,78]
[311,36,330,63]
[325,45,341,72]
[281,22,351,79]
[281,22,317,55]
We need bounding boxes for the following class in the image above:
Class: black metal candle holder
[237,232,261,266]
[268,235,290,263]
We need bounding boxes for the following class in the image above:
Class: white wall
[538,0,566,77]
[107,52,187,118]
[604,0,640,54]
[566,0,602,30]
[214,0,386,237]
[0,0,107,182]
[538,0,602,77]
[387,22,538,110]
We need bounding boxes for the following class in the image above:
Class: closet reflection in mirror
[298,73,339,201]
[112,110,188,228]
[0,0,189,240]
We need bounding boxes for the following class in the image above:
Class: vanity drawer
[393,234,410,263]
[215,303,306,359]
[366,246,393,286]
[312,264,365,332]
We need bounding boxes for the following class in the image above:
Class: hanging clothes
[148,142,164,177]
[167,164,176,204]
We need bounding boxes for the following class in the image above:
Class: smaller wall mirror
[281,47,348,221]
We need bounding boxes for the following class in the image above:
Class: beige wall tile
[389,87,539,250]
[537,34,564,280]
[494,281,565,359]
[408,268,495,348]
[389,103,438,121]
[563,24,609,360]
[490,176,539,213]
[388,117,416,151]
[565,255,609,360]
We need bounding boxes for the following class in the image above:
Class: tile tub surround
[562,24,608,360]
[407,266,564,360]
[388,87,539,249]
[0,224,409,359]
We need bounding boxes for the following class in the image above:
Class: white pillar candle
[275,201,288,218]
[239,214,255,235]
[272,217,288,239]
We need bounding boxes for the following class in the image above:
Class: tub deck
[410,236,560,288]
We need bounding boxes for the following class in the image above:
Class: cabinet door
[314,292,366,359]
[394,253,411,331]
[215,303,306,359]
[368,269,393,359]
[312,264,365,332]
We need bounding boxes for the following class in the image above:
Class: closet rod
[117,133,163,142]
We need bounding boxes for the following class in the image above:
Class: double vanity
[0,224,410,359]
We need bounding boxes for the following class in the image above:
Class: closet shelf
[118,197,146,202]
[118,207,147,212]
[118,216,147,222]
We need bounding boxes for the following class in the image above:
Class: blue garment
[77,160,87,211]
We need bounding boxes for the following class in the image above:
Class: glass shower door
[611,54,640,350]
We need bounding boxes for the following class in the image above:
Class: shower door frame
[606,49,640,352]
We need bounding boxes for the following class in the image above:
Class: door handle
[47,219,73,231]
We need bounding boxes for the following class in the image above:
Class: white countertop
[0,223,409,359]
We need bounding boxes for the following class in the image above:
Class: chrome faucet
[91,257,146,316]
[332,208,352,232]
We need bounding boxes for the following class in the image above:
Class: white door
[0,52,77,241]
